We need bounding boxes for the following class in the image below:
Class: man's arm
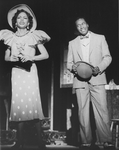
[97,35,112,73]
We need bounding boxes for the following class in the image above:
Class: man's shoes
[89,143,100,150]
[103,142,115,150]
[79,143,100,150]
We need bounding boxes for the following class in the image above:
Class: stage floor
[1,144,111,150]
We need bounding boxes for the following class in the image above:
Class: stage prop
[106,89,119,149]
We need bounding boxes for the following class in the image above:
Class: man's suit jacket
[67,31,112,88]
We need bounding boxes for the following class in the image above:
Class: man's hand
[92,66,101,76]
[71,64,78,74]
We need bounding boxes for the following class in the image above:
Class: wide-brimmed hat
[76,61,94,80]
[7,4,37,31]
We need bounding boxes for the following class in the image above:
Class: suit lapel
[89,32,95,57]
[75,36,83,61]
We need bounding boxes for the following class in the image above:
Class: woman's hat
[7,4,37,31]
[76,61,94,80]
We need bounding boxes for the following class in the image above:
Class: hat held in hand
[76,61,94,80]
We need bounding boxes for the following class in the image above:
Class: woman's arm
[20,44,49,62]
[32,44,49,61]
[5,48,19,62]
[5,48,11,61]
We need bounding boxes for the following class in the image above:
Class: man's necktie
[80,35,89,39]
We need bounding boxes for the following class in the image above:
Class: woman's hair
[12,9,33,31]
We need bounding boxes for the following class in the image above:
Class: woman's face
[16,12,29,29]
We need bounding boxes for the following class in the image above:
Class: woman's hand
[20,55,33,62]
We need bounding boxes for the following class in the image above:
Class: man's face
[76,18,89,36]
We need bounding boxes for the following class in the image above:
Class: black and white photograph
[0,0,118,150]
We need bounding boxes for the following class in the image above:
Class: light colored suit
[67,31,112,88]
[67,31,112,144]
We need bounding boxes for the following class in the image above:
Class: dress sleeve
[30,30,51,45]
[0,29,14,46]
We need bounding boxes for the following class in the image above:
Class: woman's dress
[0,29,50,122]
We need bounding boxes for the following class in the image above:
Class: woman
[0,4,50,149]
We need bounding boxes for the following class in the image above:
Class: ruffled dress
[0,29,50,122]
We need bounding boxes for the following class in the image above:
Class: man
[67,17,112,149]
